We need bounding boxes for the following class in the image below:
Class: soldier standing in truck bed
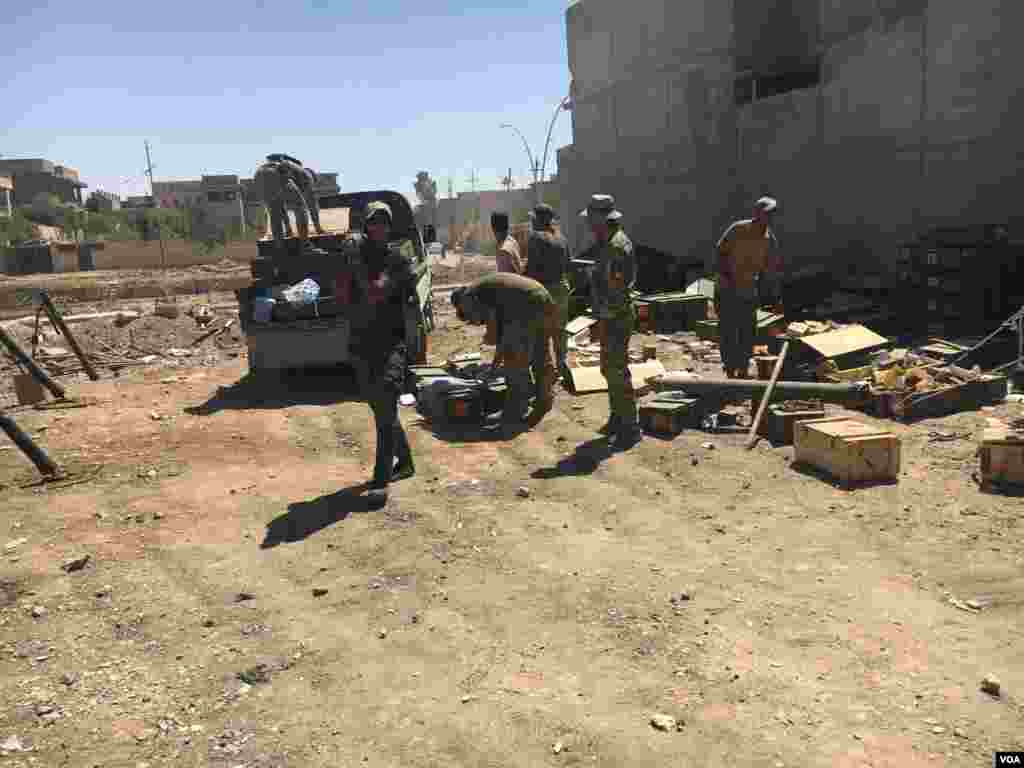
[525,203,571,381]
[253,155,323,251]
[451,273,559,431]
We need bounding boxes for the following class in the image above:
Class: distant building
[86,190,120,211]
[122,195,156,209]
[434,182,559,247]
[154,170,340,238]
[0,158,87,206]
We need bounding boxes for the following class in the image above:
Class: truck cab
[238,190,434,376]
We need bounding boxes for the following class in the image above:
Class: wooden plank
[747,340,789,449]
[796,324,888,359]
[566,360,667,395]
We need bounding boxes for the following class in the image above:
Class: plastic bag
[282,278,320,306]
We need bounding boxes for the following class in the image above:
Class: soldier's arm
[716,225,736,287]
[285,179,312,221]
[766,230,782,273]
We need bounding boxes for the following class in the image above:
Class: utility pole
[447,177,454,199]
[467,169,478,193]
[144,140,167,270]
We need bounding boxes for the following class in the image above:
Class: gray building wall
[560,0,1024,278]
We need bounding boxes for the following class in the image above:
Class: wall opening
[734,57,821,106]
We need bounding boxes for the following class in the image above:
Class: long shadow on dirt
[262,483,373,548]
[530,437,615,479]
[186,369,364,415]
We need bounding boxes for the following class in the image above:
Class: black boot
[391,422,415,481]
[598,416,621,435]
[368,417,397,508]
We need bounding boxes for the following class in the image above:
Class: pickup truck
[237,190,435,377]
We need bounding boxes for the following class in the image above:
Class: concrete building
[0,158,88,207]
[434,182,559,246]
[559,0,1024,280]
[86,190,120,211]
[0,177,12,217]
[154,171,340,237]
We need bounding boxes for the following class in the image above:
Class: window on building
[207,191,222,203]
[734,57,821,106]
[223,190,237,202]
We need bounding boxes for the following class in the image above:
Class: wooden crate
[758,404,826,445]
[979,427,1024,489]
[793,416,901,487]
[639,398,703,436]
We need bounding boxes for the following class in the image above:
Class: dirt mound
[69,312,231,356]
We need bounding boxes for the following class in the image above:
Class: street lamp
[499,123,541,205]
[539,95,573,198]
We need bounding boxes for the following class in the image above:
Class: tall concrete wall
[562,0,1024,279]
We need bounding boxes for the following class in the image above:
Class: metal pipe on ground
[655,375,869,406]
[39,291,99,381]
[0,412,60,477]
[0,325,67,400]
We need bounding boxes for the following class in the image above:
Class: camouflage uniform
[526,204,571,376]
[253,159,312,245]
[347,201,416,499]
[583,195,638,442]
[457,273,558,427]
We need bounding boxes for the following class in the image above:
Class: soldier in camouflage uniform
[451,273,559,431]
[525,203,572,381]
[253,155,323,251]
[346,201,416,507]
[581,194,641,450]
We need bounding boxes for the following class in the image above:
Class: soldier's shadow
[529,437,612,479]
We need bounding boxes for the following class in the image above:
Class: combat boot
[598,416,621,435]
[610,425,643,451]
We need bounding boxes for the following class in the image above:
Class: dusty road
[0,296,1022,767]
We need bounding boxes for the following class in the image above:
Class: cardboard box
[979,426,1024,489]
[793,417,901,487]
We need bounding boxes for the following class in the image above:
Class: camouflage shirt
[525,229,570,288]
[590,227,635,319]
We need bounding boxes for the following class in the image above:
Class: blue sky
[3,1,573,204]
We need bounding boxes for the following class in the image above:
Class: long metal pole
[540,96,570,196]
[145,140,167,270]
[0,411,59,477]
[0,325,66,399]
[38,291,99,381]
[657,375,868,405]
[500,124,539,203]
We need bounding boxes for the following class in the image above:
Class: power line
[144,140,167,270]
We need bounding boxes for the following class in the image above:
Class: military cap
[266,153,302,166]
[364,200,393,222]
[755,196,778,213]
[578,194,622,221]
[532,203,555,223]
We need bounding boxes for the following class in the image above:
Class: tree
[413,171,438,226]
[0,211,35,244]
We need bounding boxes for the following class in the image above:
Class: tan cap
[579,194,622,221]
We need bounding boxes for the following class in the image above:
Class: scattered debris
[378,628,389,639]
[516,486,531,499]
[0,735,28,753]
[312,588,328,598]
[4,537,28,554]
[701,442,715,450]
[61,554,90,573]
[234,592,256,602]
[552,741,565,754]
[30,606,47,619]
[650,714,681,732]
[981,674,1001,697]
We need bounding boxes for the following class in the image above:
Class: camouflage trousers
[544,280,571,374]
[596,304,637,428]
[498,305,559,425]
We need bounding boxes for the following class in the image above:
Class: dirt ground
[1,289,1023,768]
